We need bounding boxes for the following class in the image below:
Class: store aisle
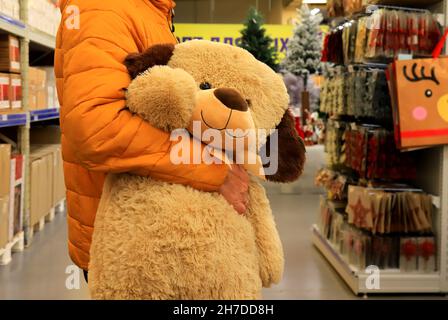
[263,194,353,300]
[0,194,354,300]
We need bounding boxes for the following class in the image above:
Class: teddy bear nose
[214,88,248,112]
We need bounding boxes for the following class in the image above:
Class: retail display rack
[312,0,448,295]
[0,0,58,249]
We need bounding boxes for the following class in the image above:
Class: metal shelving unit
[0,113,27,128]
[30,108,59,123]
[0,13,25,38]
[313,0,448,295]
[0,0,56,247]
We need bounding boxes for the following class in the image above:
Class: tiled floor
[0,193,446,300]
[0,193,357,300]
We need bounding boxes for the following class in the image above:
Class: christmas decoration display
[281,4,323,86]
[239,7,278,71]
[320,65,392,124]
[323,120,417,180]
[322,9,441,64]
[319,198,436,271]
[281,4,323,125]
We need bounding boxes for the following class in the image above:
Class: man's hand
[219,164,250,215]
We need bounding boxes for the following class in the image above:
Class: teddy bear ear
[262,109,306,183]
[124,43,175,79]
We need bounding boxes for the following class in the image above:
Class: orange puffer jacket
[55,0,228,271]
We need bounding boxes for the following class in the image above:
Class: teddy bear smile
[200,109,233,131]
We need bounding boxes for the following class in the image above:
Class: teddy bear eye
[199,82,212,90]
[425,89,433,98]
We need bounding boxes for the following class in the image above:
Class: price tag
[351,122,357,130]
[33,116,38,121]
[1,114,7,121]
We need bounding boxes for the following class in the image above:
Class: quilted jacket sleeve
[60,8,228,191]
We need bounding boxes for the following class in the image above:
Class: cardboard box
[28,67,47,110]
[0,144,11,248]
[9,73,21,110]
[30,147,53,226]
[36,88,47,109]
[9,155,24,238]
[0,144,11,198]
[0,73,9,110]
[41,67,57,109]
[0,35,20,73]
[0,195,9,248]
[30,144,65,210]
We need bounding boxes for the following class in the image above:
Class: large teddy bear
[89,40,306,300]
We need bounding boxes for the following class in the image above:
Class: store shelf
[0,13,26,38]
[30,108,59,123]
[0,112,27,128]
[28,26,56,50]
[311,225,442,294]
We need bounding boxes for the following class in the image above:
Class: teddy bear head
[124,40,305,182]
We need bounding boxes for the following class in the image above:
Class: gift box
[388,29,448,149]
[0,35,20,74]
[0,72,9,110]
[417,237,436,273]
[9,74,21,110]
[400,238,418,272]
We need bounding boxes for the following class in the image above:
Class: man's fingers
[233,202,247,215]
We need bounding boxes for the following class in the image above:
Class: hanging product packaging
[388,29,448,149]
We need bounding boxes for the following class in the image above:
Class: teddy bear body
[88,40,305,300]
[89,174,282,299]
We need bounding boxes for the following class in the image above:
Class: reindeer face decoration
[393,58,448,148]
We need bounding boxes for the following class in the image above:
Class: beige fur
[126,66,197,132]
[89,40,289,300]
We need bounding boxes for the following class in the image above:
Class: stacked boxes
[0,35,22,112]
[28,67,47,110]
[28,0,61,37]
[9,73,21,110]
[41,67,59,109]
[0,0,20,21]
[0,144,23,248]
[0,35,20,74]
[30,145,65,226]
[0,73,9,110]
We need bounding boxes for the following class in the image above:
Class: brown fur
[89,40,305,300]
[263,109,306,183]
[124,43,175,79]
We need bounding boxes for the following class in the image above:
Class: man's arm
[59,8,228,191]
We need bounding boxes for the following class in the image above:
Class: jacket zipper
[169,8,178,43]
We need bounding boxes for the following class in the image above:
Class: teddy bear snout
[214,88,248,112]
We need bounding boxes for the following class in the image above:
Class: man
[55,0,249,276]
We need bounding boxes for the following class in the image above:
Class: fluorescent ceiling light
[303,0,327,4]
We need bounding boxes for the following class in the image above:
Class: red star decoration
[420,240,435,261]
[350,198,370,228]
[401,240,417,261]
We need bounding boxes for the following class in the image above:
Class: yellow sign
[174,24,329,60]
[175,24,293,59]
